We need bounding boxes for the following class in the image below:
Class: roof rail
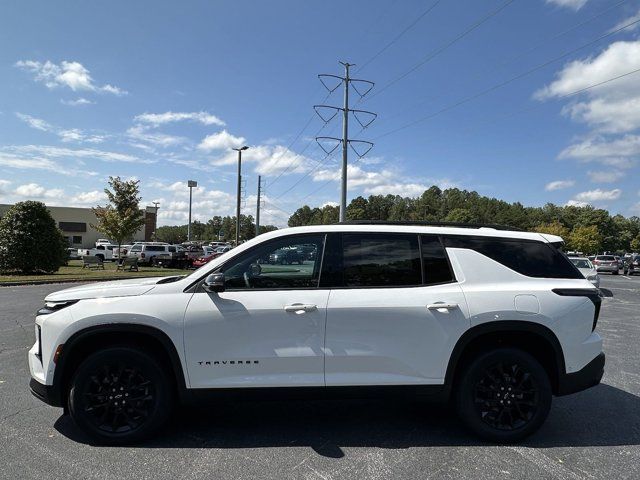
[336,220,523,231]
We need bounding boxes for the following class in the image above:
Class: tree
[155,225,187,244]
[631,236,640,252]
[569,225,602,254]
[92,176,146,258]
[534,220,569,239]
[0,201,67,273]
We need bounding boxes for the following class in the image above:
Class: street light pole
[187,180,197,241]
[232,146,249,246]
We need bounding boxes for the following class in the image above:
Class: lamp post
[232,146,249,246]
[187,180,197,241]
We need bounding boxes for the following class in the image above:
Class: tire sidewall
[68,346,173,445]
[455,348,552,443]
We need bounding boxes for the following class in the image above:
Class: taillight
[552,288,601,332]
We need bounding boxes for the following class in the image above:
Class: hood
[45,277,163,302]
[577,267,596,278]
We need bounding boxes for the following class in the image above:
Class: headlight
[37,300,78,315]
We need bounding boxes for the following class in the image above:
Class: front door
[184,233,329,388]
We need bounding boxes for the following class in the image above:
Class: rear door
[323,233,470,386]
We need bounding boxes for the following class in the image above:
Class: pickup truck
[77,244,116,262]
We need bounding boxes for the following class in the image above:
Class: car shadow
[55,383,640,452]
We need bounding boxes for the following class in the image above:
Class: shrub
[0,201,67,274]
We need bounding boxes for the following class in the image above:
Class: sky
[1,0,640,227]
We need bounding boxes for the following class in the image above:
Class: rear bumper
[596,265,618,272]
[557,352,605,396]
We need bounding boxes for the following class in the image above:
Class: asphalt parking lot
[1,275,639,480]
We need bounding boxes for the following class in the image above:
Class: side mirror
[203,273,225,293]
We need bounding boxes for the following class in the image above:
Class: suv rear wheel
[68,346,173,444]
[455,348,551,443]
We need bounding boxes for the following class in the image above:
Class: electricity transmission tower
[315,61,376,222]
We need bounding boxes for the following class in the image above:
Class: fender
[443,320,566,395]
[49,323,188,407]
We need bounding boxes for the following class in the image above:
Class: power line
[379,0,631,125]
[366,0,517,102]
[357,0,442,73]
[374,15,640,140]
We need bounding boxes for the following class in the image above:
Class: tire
[68,346,173,445]
[455,348,551,443]
[613,270,619,275]
[95,254,104,261]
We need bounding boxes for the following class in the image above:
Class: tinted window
[220,234,325,290]
[130,245,142,252]
[342,233,421,287]
[443,236,583,279]
[168,246,176,253]
[570,258,592,269]
[421,235,454,284]
[596,255,615,261]
[145,245,166,252]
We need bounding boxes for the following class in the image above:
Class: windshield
[570,258,593,269]
[596,256,615,261]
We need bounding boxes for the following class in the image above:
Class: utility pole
[232,146,249,246]
[315,62,376,222]
[187,180,197,241]
[256,175,262,237]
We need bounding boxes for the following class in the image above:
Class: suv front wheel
[455,348,551,443]
[68,346,173,444]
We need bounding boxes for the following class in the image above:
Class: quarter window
[220,234,325,290]
[421,235,454,284]
[341,233,421,287]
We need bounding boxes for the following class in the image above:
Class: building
[0,204,157,248]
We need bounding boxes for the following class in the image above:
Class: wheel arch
[444,321,566,396]
[51,323,188,408]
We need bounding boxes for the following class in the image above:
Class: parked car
[268,248,303,265]
[151,246,190,269]
[192,254,215,268]
[623,255,640,275]
[569,256,600,288]
[66,248,81,261]
[593,255,619,274]
[30,223,604,444]
[95,238,112,247]
[615,256,624,269]
[211,245,232,259]
[128,242,172,265]
[112,244,133,260]
[77,244,116,262]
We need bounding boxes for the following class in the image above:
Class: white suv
[29,223,604,444]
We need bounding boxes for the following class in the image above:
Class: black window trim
[186,232,329,293]
[324,232,457,290]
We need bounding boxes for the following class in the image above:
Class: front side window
[220,234,325,290]
[130,245,142,252]
[341,233,421,287]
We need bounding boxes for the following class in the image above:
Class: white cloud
[546,0,588,11]
[536,41,640,133]
[574,188,622,202]
[0,152,99,177]
[14,183,64,199]
[545,179,575,191]
[61,97,94,106]
[609,9,640,34]
[566,200,591,207]
[16,113,108,144]
[587,170,624,183]
[15,113,53,131]
[198,130,246,151]
[127,125,186,148]
[70,190,106,206]
[559,135,640,161]
[5,145,145,164]
[15,60,127,95]
[134,111,225,127]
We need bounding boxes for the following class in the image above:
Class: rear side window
[421,235,454,284]
[443,235,583,279]
[145,245,166,252]
[342,233,421,287]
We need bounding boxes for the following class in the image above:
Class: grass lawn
[0,260,188,285]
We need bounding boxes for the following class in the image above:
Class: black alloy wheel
[68,347,173,444]
[455,348,551,443]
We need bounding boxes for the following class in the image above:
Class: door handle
[284,304,318,314]
[427,302,459,311]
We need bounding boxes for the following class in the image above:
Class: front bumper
[557,352,605,396]
[29,378,62,407]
